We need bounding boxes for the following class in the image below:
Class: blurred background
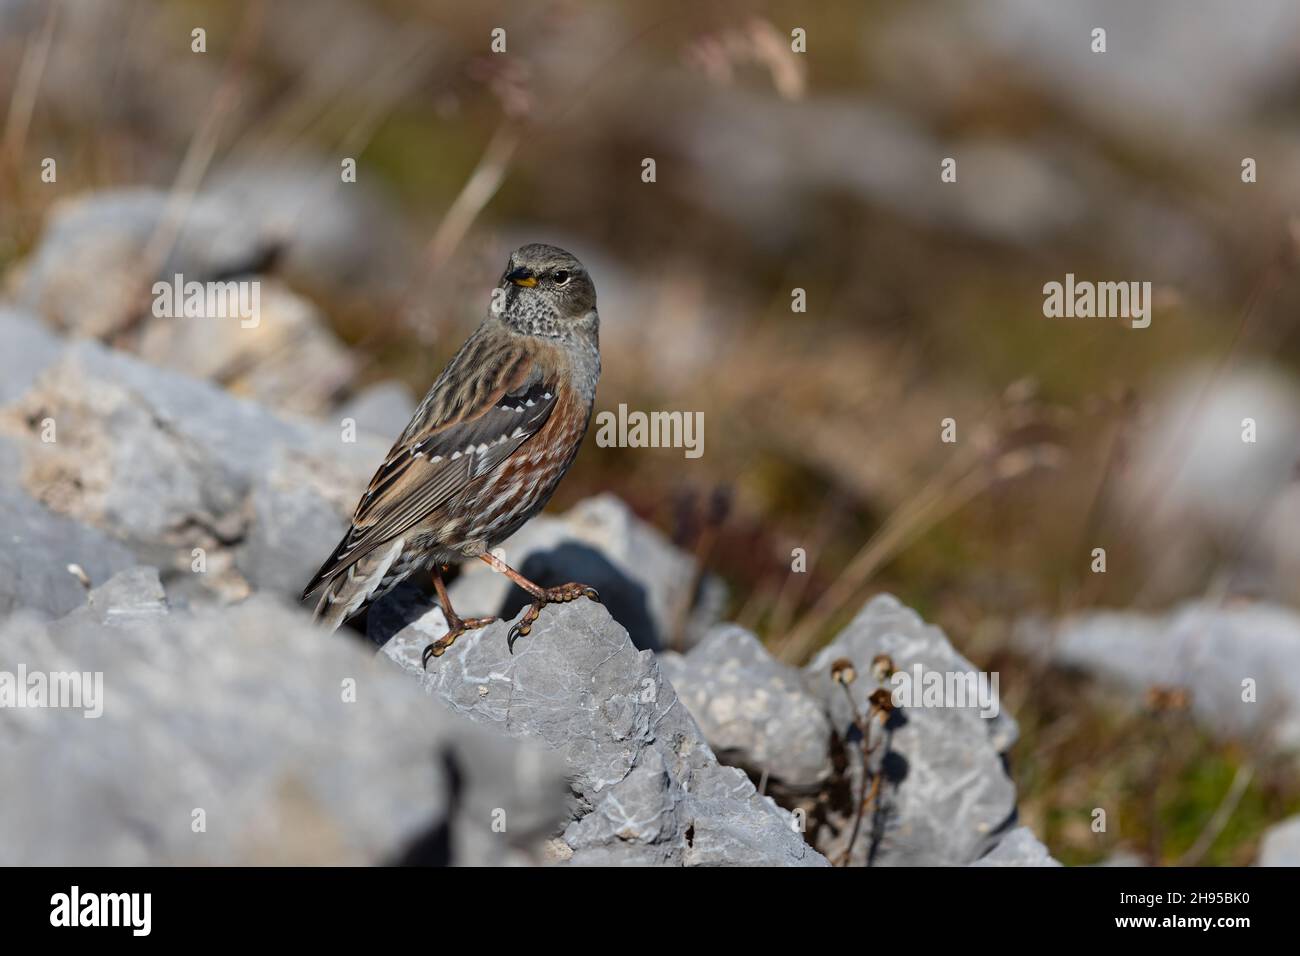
[3,0,1300,865]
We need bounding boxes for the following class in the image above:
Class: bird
[302,243,602,665]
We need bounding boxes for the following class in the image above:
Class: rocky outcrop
[0,567,568,866]
[14,188,356,415]
[0,321,384,605]
[659,594,1041,866]
[378,597,826,866]
[0,294,1056,868]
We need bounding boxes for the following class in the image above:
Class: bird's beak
[507,268,537,288]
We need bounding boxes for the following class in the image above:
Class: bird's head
[494,243,597,338]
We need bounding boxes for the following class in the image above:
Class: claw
[507,611,537,653]
[421,615,497,668]
[501,583,598,654]
[421,640,447,668]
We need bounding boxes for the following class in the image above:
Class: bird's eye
[552,270,570,285]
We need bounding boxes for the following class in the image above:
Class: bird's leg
[422,565,497,667]
[477,552,600,653]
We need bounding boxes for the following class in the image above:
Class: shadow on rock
[498,542,657,652]
[366,543,658,652]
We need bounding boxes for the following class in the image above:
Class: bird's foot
[422,615,497,668]
[507,582,601,653]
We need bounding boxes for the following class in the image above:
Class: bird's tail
[307,539,406,632]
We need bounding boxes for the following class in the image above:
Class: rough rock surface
[15,188,354,414]
[0,490,138,620]
[437,493,721,652]
[380,597,827,866]
[1016,601,1300,748]
[803,595,1022,866]
[135,277,355,416]
[657,624,831,790]
[0,336,382,603]
[0,567,567,866]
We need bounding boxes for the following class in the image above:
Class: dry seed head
[830,658,857,685]
[870,653,895,682]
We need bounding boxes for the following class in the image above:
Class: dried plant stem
[113,2,265,344]
[2,0,59,159]
[426,124,520,272]
[836,684,883,866]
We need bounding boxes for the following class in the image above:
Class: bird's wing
[302,341,559,598]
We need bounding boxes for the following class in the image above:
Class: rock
[0,337,384,603]
[81,564,169,626]
[15,189,354,414]
[1257,816,1300,866]
[970,827,1061,867]
[1015,601,1300,749]
[441,493,718,652]
[803,594,1020,866]
[136,277,355,416]
[205,156,415,301]
[380,598,827,866]
[0,490,138,620]
[234,451,351,599]
[17,188,275,338]
[0,307,63,405]
[0,567,567,865]
[657,624,831,790]
[336,380,417,439]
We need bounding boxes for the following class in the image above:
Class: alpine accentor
[303,243,601,663]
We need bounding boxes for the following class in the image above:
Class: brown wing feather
[302,331,561,599]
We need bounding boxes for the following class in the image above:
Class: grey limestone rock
[0,567,567,866]
[803,594,1021,866]
[0,490,138,621]
[379,597,828,867]
[657,623,831,790]
[0,337,383,604]
[15,188,354,414]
